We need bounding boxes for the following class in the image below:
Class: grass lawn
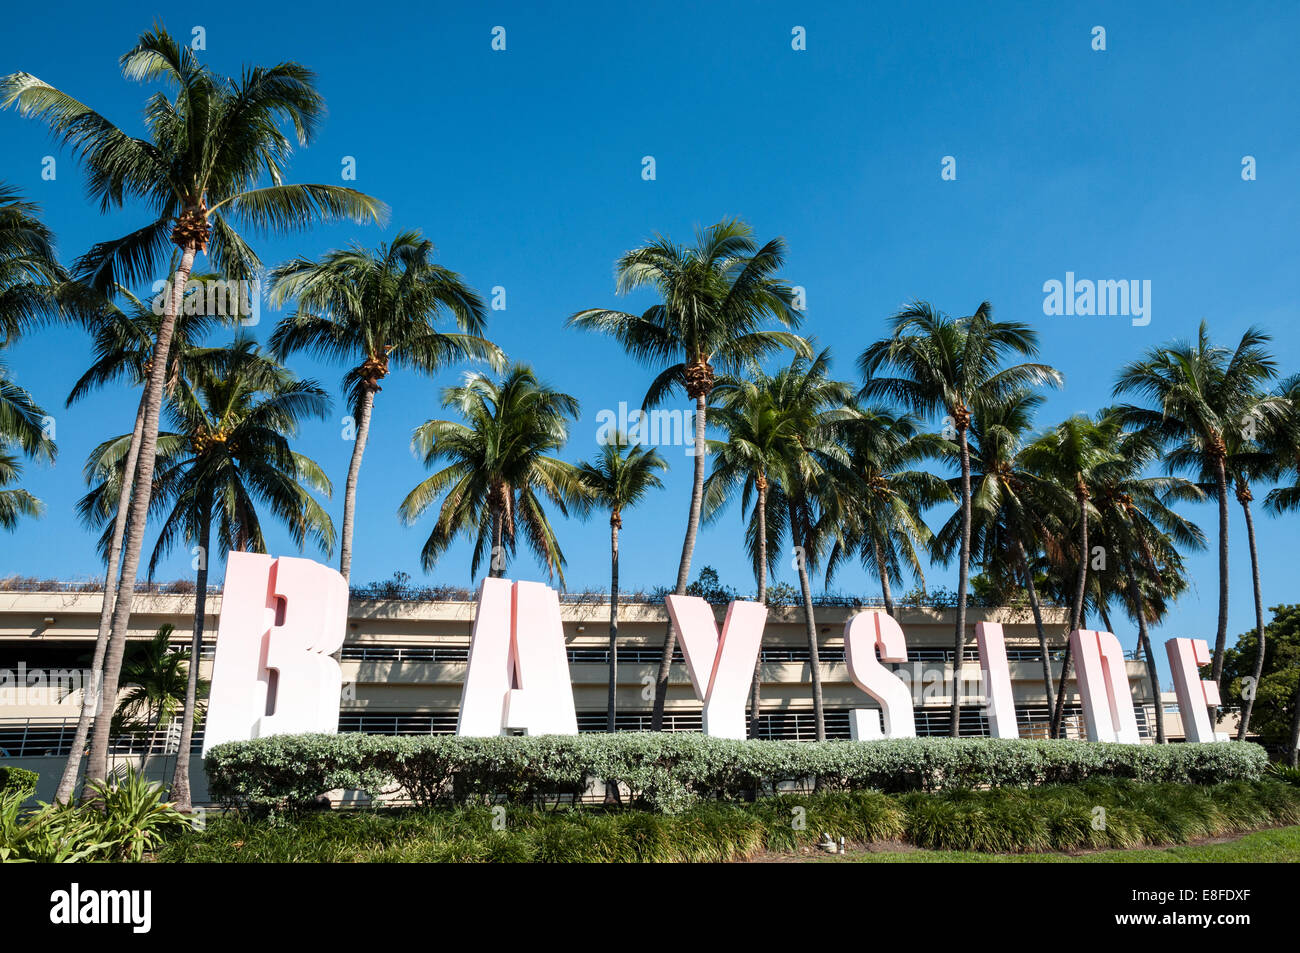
[158,780,1300,863]
[811,824,1300,862]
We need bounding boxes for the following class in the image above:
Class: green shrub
[1266,763,1300,786]
[0,766,39,800]
[84,766,196,861]
[0,766,192,862]
[205,733,1271,814]
[157,781,1300,862]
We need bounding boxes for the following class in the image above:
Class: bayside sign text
[202,553,1226,754]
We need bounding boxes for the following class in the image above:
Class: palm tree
[1263,374,1300,513]
[826,406,951,616]
[0,183,63,533]
[568,219,807,728]
[1213,392,1284,740]
[931,389,1065,718]
[269,231,502,582]
[1114,321,1277,718]
[1021,415,1113,737]
[1263,374,1300,759]
[702,371,792,735]
[0,361,55,528]
[860,301,1062,736]
[52,282,221,805]
[113,624,196,758]
[1088,411,1205,744]
[2,24,387,791]
[760,349,857,741]
[0,181,67,345]
[577,435,668,731]
[399,365,587,584]
[80,342,334,809]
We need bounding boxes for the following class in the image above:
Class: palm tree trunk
[147,700,167,762]
[874,536,895,617]
[791,501,825,741]
[1016,541,1055,716]
[749,478,768,739]
[84,246,196,791]
[1210,459,1230,725]
[169,505,211,812]
[1236,489,1266,740]
[651,393,708,730]
[53,394,146,804]
[1051,490,1089,738]
[1125,559,1165,744]
[950,426,973,738]
[606,517,620,732]
[1070,493,1088,632]
[339,387,375,583]
[489,502,505,579]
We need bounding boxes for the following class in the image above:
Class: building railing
[339,644,1080,666]
[0,703,1157,757]
[0,717,204,758]
[1,577,1065,612]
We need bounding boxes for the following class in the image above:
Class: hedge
[0,766,39,800]
[204,734,1270,814]
[159,782,1300,861]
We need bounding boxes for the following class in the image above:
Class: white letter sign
[203,552,347,754]
[665,595,766,739]
[457,577,578,736]
[975,621,1019,739]
[1165,637,1226,743]
[844,611,915,739]
[1070,629,1141,743]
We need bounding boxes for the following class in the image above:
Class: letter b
[202,552,348,753]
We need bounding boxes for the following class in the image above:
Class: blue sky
[2,1,1297,679]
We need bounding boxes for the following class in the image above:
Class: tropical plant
[106,624,199,762]
[931,389,1064,715]
[860,301,1061,735]
[83,765,195,861]
[568,219,808,728]
[1261,376,1300,762]
[80,342,333,808]
[269,230,501,582]
[0,180,67,345]
[1,765,190,862]
[399,365,587,583]
[0,797,115,863]
[1262,373,1300,514]
[1086,411,1205,743]
[757,349,857,741]
[52,281,222,805]
[0,361,54,529]
[2,23,387,792]
[1020,414,1114,737]
[1216,391,1285,740]
[703,370,794,734]
[1113,321,1278,716]
[827,406,951,616]
[577,434,668,732]
[1220,605,1300,763]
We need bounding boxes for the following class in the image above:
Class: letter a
[458,578,578,736]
